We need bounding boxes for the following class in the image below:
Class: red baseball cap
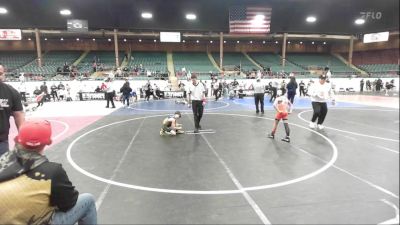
[15,120,52,150]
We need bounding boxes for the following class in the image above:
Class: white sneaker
[317,124,324,130]
[309,122,316,129]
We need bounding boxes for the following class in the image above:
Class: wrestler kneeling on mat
[268,90,293,143]
[160,111,185,136]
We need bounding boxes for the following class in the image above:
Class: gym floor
[9,95,399,224]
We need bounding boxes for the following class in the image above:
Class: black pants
[287,91,296,104]
[299,88,306,96]
[360,85,364,92]
[145,90,151,101]
[254,93,264,113]
[269,87,277,102]
[214,89,220,101]
[311,102,328,125]
[192,100,204,129]
[51,91,59,101]
[20,92,26,102]
[106,92,115,107]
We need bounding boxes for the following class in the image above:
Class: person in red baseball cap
[0,120,97,225]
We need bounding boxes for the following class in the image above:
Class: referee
[188,74,206,133]
[253,78,265,114]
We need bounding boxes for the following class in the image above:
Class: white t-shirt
[253,81,265,94]
[188,81,205,101]
[309,82,335,102]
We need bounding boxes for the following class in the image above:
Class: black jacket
[0,147,79,224]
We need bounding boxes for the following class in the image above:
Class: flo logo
[360,12,382,20]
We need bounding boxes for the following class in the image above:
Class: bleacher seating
[348,49,399,74]
[16,51,82,74]
[287,53,358,73]
[0,51,36,71]
[212,52,258,72]
[173,52,217,74]
[78,51,123,73]
[249,53,307,74]
[128,52,167,74]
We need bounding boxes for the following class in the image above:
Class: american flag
[229,6,272,34]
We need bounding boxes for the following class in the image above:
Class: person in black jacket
[0,120,97,225]
[286,76,298,104]
[120,80,133,107]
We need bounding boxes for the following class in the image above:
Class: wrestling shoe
[317,124,324,130]
[176,130,185,134]
[309,122,316,129]
[268,134,275,139]
[281,137,290,143]
[194,129,199,133]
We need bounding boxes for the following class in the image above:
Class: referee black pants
[269,87,277,102]
[192,100,204,129]
[254,93,264,113]
[311,102,328,125]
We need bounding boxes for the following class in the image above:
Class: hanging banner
[0,29,22,40]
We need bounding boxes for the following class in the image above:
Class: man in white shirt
[105,78,116,108]
[253,78,265,114]
[188,74,206,133]
[308,75,335,130]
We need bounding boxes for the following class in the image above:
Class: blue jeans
[0,140,9,157]
[51,193,97,225]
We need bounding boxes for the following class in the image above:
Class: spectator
[360,79,364,92]
[40,82,49,101]
[0,64,25,156]
[58,82,65,90]
[299,80,306,97]
[18,80,27,103]
[50,83,59,101]
[120,80,132,107]
[286,77,298,104]
[0,120,97,224]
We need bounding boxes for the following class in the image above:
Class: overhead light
[60,38,64,41]
[76,38,80,41]
[92,38,95,41]
[196,40,199,43]
[262,41,266,44]
[300,41,303,44]
[237,40,240,43]
[355,18,365,25]
[108,38,111,42]
[44,38,47,41]
[249,41,253,44]
[323,42,327,45]
[60,9,71,16]
[288,41,291,44]
[141,12,153,19]
[123,38,127,42]
[275,41,278,44]
[139,39,142,42]
[28,38,31,41]
[182,40,185,43]
[306,16,317,23]
[312,41,315,44]
[154,39,157,42]
[0,7,8,14]
[186,13,196,20]
[210,40,213,43]
[223,40,226,43]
